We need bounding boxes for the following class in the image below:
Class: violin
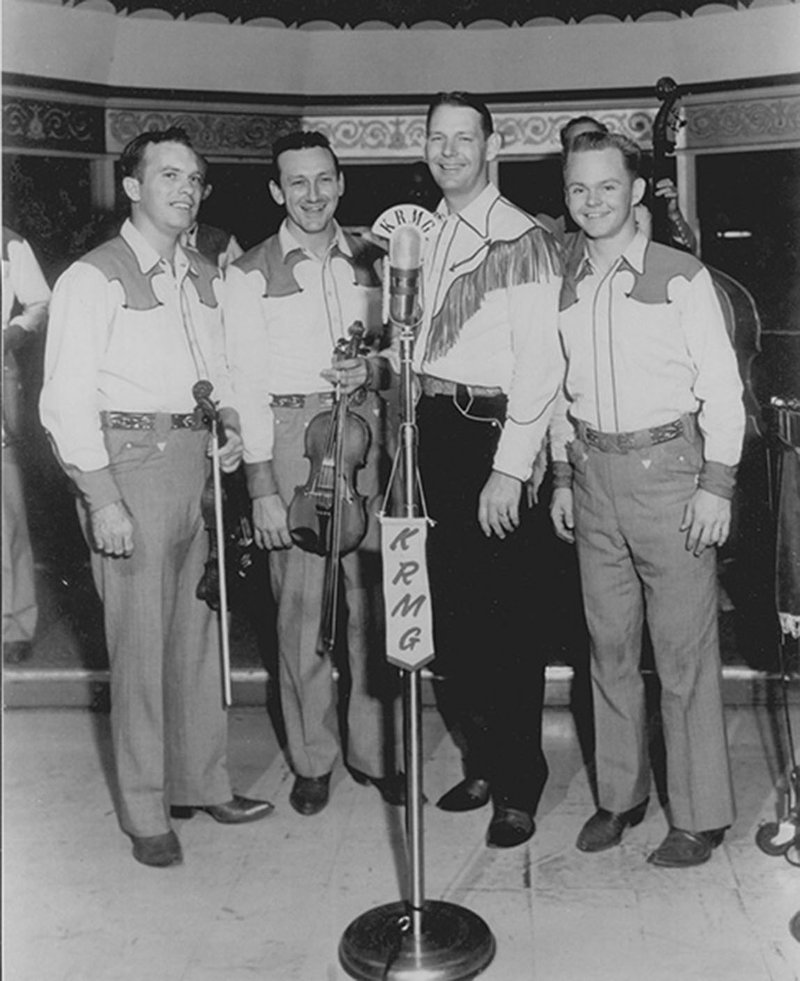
[287,322,372,656]
[193,380,256,613]
[287,323,372,558]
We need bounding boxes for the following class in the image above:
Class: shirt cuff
[698,460,738,500]
[552,460,573,490]
[245,460,278,499]
[66,465,123,512]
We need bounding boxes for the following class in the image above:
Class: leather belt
[100,410,198,431]
[419,375,504,399]
[574,415,694,454]
[270,392,336,408]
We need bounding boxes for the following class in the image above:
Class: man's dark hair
[270,131,341,182]
[564,130,642,178]
[559,115,608,150]
[426,91,494,139]
[119,127,205,182]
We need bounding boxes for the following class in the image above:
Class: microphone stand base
[339,899,496,981]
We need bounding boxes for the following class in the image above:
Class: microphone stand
[338,240,496,980]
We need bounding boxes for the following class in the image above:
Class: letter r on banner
[379,516,435,671]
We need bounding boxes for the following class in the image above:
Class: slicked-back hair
[559,115,608,150]
[564,130,642,179]
[120,127,205,182]
[425,91,494,139]
[271,131,341,183]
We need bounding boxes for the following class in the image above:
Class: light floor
[3,700,800,981]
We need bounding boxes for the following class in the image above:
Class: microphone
[388,225,423,327]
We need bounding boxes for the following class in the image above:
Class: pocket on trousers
[106,432,159,475]
[649,435,703,479]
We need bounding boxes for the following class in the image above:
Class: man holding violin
[224,131,403,817]
[40,128,274,869]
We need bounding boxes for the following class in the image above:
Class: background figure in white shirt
[39,128,273,870]
[2,227,50,664]
[549,130,744,868]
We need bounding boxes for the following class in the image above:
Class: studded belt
[270,392,336,408]
[100,410,198,431]
[574,415,694,454]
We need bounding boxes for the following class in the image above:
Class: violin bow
[193,379,233,707]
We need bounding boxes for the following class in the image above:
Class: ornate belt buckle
[616,432,634,453]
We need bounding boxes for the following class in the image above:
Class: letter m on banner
[379,516,435,671]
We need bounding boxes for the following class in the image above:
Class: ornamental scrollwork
[685,96,800,148]
[3,98,104,152]
[106,110,300,155]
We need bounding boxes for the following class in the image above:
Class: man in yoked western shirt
[224,131,403,819]
[549,130,744,868]
[40,128,273,870]
[415,91,564,849]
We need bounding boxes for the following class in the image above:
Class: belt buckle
[616,431,635,453]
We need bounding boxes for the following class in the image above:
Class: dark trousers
[417,393,548,813]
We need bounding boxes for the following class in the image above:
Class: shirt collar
[434,182,500,239]
[277,219,351,262]
[120,218,198,279]
[573,227,648,280]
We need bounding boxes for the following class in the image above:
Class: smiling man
[224,131,403,818]
[549,130,744,867]
[40,128,274,869]
[414,92,564,849]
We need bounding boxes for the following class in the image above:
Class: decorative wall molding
[302,108,658,159]
[2,97,105,153]
[685,93,800,149]
[105,109,300,156]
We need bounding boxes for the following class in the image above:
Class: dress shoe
[436,777,491,812]
[170,795,274,824]
[290,774,331,816]
[576,800,648,852]
[647,826,726,867]
[486,806,536,849]
[131,830,182,868]
[349,768,408,806]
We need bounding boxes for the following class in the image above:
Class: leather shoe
[436,777,491,812]
[349,768,408,806]
[170,794,274,824]
[647,826,726,867]
[486,806,536,848]
[131,830,182,868]
[576,800,648,852]
[290,774,331,816]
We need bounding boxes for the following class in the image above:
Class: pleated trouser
[570,432,736,832]
[86,425,231,838]
[268,394,401,780]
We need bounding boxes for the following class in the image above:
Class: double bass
[652,76,763,437]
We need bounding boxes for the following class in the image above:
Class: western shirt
[223,220,383,494]
[415,183,564,482]
[40,219,232,509]
[549,230,744,493]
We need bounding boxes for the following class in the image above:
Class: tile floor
[4,694,800,981]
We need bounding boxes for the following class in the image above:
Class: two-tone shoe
[171,794,274,824]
